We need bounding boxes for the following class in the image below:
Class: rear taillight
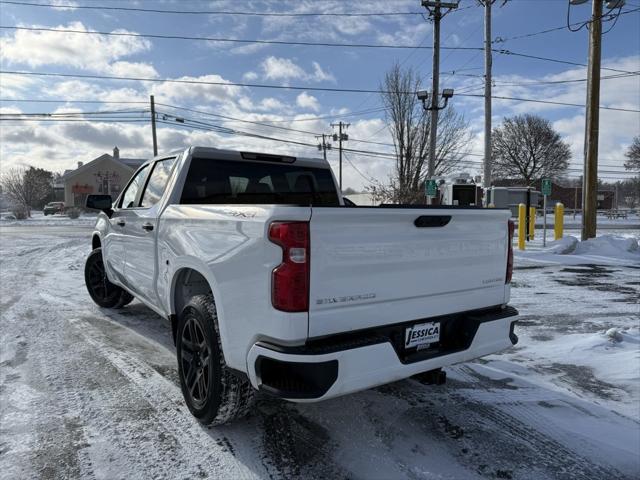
[268,221,309,312]
[506,219,515,284]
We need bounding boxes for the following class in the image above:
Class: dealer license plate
[405,322,440,350]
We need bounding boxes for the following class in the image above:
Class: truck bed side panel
[158,204,312,371]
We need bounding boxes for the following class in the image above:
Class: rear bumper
[246,306,518,402]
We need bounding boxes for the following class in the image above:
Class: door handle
[116,219,126,227]
[142,223,154,231]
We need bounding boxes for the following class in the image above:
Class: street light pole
[421,1,458,204]
[428,3,441,182]
[482,0,493,202]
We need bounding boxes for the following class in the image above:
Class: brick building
[492,179,614,210]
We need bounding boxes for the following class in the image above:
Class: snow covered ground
[0,211,98,226]
[0,223,638,479]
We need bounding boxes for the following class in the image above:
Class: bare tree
[492,114,571,185]
[369,63,471,204]
[624,135,640,172]
[0,166,53,217]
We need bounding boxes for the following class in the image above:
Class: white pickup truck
[85,146,518,425]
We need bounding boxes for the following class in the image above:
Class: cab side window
[140,158,176,208]
[120,165,149,208]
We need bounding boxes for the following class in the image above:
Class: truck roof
[150,146,330,170]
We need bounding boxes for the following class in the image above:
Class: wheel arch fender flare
[91,232,102,250]
[168,258,231,359]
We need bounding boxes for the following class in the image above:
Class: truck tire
[84,248,134,309]
[176,294,255,425]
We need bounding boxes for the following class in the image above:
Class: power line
[494,7,640,42]
[3,24,639,75]
[0,1,429,17]
[0,0,480,17]
[457,93,640,113]
[2,113,634,178]
[0,98,149,105]
[0,69,387,94]
[2,71,638,112]
[0,98,388,123]
[496,49,639,75]
[158,102,385,127]
[0,25,484,51]
[342,152,379,184]
[0,108,148,116]
[156,104,319,136]
[0,118,148,123]
[490,71,639,87]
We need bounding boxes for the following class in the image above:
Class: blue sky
[1,0,638,190]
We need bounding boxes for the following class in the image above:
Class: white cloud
[296,92,320,111]
[0,22,158,77]
[260,56,336,83]
[150,74,244,103]
[0,106,22,114]
[259,97,286,111]
[110,61,159,78]
[261,56,308,81]
[310,62,336,83]
[0,73,40,99]
[376,22,431,47]
[242,71,259,81]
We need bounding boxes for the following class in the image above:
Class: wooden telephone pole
[582,0,603,240]
[150,95,158,157]
[331,122,349,192]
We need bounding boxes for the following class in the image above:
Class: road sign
[542,179,552,196]
[425,179,438,197]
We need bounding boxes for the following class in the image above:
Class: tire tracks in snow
[43,290,260,479]
[392,364,633,480]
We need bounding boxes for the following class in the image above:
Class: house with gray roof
[61,147,146,207]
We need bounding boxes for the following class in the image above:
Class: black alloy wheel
[180,315,211,409]
[176,294,255,425]
[84,248,133,308]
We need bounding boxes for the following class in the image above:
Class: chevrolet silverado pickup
[84,146,518,425]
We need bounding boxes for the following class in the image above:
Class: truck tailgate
[308,207,511,338]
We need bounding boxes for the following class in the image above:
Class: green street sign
[542,179,552,196]
[425,179,438,197]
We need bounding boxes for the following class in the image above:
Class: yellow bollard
[554,202,564,240]
[518,203,526,250]
[529,207,536,240]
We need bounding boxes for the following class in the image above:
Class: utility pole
[421,1,458,204]
[481,0,494,203]
[331,122,349,192]
[582,0,603,240]
[315,133,332,162]
[150,95,158,157]
[428,2,441,182]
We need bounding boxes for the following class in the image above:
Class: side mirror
[86,194,113,217]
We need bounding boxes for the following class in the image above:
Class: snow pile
[536,326,640,395]
[572,234,639,256]
[544,236,579,254]
[516,234,640,265]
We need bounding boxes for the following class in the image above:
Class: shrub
[67,207,81,219]
[11,205,28,219]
